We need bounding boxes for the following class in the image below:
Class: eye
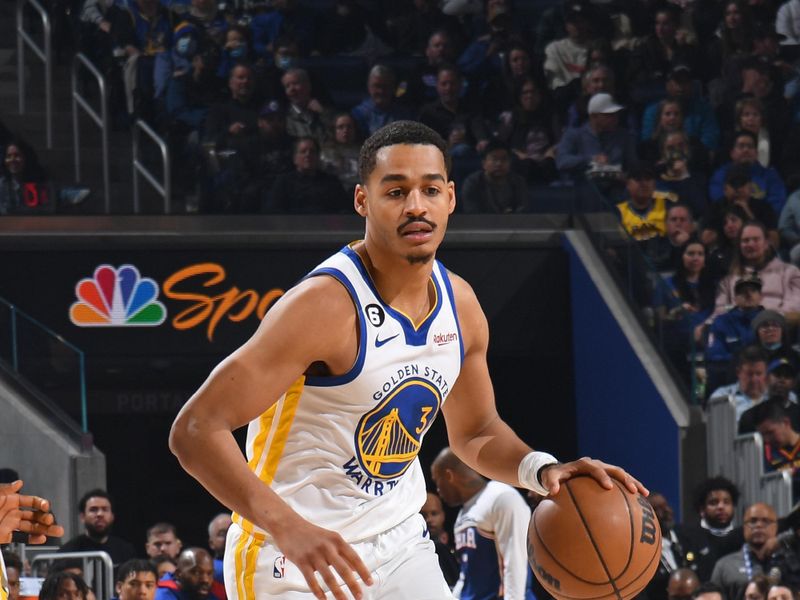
[387,188,404,198]
[425,187,440,196]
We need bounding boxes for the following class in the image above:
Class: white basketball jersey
[233,245,463,543]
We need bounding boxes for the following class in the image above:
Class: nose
[404,190,427,216]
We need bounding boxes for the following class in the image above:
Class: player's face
[146,532,182,559]
[81,497,114,536]
[701,490,734,528]
[356,144,455,266]
[117,572,157,600]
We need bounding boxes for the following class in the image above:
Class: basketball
[528,475,662,600]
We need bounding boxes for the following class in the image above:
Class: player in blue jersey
[169,120,647,600]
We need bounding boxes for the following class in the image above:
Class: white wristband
[518,451,559,497]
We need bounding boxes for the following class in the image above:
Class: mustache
[398,216,436,233]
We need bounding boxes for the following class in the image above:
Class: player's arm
[441,275,647,497]
[169,276,372,600]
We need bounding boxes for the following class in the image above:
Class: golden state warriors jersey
[233,245,463,543]
[616,196,673,241]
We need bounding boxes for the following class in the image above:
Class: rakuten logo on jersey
[434,332,458,346]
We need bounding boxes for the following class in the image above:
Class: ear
[447,180,456,215]
[176,539,183,552]
[115,582,122,596]
[354,184,368,217]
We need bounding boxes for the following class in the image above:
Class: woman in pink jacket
[715,221,800,317]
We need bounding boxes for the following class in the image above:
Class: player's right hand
[272,516,373,600]
[0,480,65,544]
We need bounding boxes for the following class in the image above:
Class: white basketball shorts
[224,512,455,599]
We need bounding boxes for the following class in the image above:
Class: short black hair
[692,476,740,513]
[736,345,769,369]
[481,139,510,158]
[692,582,726,600]
[51,558,84,574]
[752,397,793,427]
[733,130,758,147]
[117,559,158,584]
[147,522,178,539]
[78,489,111,513]
[292,136,319,155]
[39,572,89,600]
[358,120,450,183]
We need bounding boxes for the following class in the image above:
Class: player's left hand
[0,480,65,544]
[540,457,648,498]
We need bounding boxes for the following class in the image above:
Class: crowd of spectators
[2,0,800,216]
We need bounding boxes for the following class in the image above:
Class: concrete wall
[0,376,105,541]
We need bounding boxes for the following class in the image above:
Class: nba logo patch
[273,556,286,579]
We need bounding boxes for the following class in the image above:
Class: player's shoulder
[442,268,481,314]
[441,267,487,343]
[267,272,356,327]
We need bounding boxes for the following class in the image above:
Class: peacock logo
[70,264,166,327]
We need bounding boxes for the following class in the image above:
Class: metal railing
[31,551,114,600]
[16,0,52,148]
[72,53,110,212]
[0,296,88,432]
[133,119,172,213]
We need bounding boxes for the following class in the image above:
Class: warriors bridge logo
[342,376,442,496]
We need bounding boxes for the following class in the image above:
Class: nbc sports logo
[70,265,166,327]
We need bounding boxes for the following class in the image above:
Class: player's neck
[357,242,435,320]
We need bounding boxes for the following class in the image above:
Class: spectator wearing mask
[460,141,527,214]
[655,130,709,217]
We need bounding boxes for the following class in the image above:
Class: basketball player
[1,480,64,600]
[169,121,647,600]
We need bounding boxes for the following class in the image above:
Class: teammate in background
[1,480,64,600]
[432,447,531,600]
[169,120,646,600]
[115,560,158,600]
